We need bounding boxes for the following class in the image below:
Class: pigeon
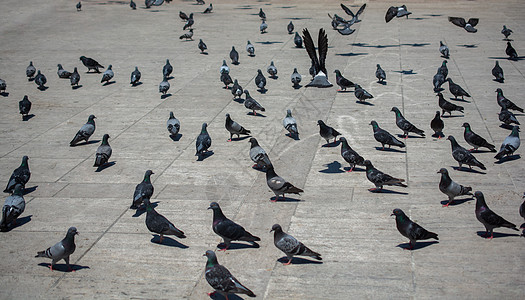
[76,1,81,11]
[448,17,479,33]
[260,20,268,34]
[26,61,36,80]
[225,114,250,142]
[243,90,265,116]
[130,170,154,210]
[57,64,72,79]
[183,13,194,30]
[258,8,266,20]
[303,28,332,87]
[333,70,354,91]
[0,78,6,94]
[208,202,260,250]
[35,227,78,271]
[231,79,243,100]
[19,95,32,120]
[34,70,47,89]
[446,78,470,100]
[336,23,355,36]
[196,0,205,4]
[439,41,449,58]
[130,66,141,86]
[339,137,364,172]
[220,60,229,74]
[159,76,170,95]
[70,67,80,88]
[492,61,504,83]
[474,191,518,239]
[267,61,277,78]
[370,121,405,149]
[70,115,96,147]
[437,60,448,78]
[283,109,298,138]
[446,135,486,170]
[391,209,438,250]
[179,11,189,21]
[203,3,212,13]
[340,3,366,23]
[265,165,303,202]
[100,65,114,85]
[438,92,464,117]
[437,168,472,207]
[501,25,512,40]
[364,160,407,191]
[499,107,520,126]
[375,64,386,83]
[430,111,445,138]
[255,69,266,92]
[144,199,185,243]
[462,123,496,152]
[271,224,322,265]
[391,107,425,138]
[230,46,239,65]
[433,72,446,92]
[79,56,104,73]
[220,72,233,89]
[203,250,256,299]
[495,126,520,160]
[249,138,272,170]
[287,21,294,34]
[4,156,30,194]
[291,68,301,88]
[385,5,412,22]
[93,134,112,168]
[354,84,373,102]
[130,0,136,9]
[179,29,194,40]
[0,185,25,231]
[496,88,523,112]
[506,41,518,60]
[317,120,340,144]
[196,123,212,156]
[294,32,303,48]
[167,112,180,137]
[520,195,525,237]
[198,39,207,53]
[145,0,154,8]
[246,40,255,57]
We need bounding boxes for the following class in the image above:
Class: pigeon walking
[439,41,449,58]
[0,185,25,231]
[249,138,272,170]
[495,126,520,160]
[430,111,445,138]
[179,29,194,41]
[385,5,411,22]
[4,156,30,194]
[220,60,229,74]
[447,78,471,100]
[437,168,472,207]
[57,64,72,79]
[317,120,340,144]
[437,60,448,78]
[198,39,207,54]
[283,109,298,138]
[196,123,212,157]
[375,64,386,83]
[370,121,405,149]
[291,68,301,88]
[447,136,486,170]
[364,160,407,191]
[100,65,114,85]
[80,56,104,73]
[303,28,332,87]
[255,69,266,92]
[130,0,136,9]
[260,20,268,34]
[26,61,36,80]
[501,25,512,40]
[506,41,518,60]
[496,88,523,112]
[287,21,294,34]
[163,59,173,79]
[294,32,303,48]
[130,170,154,210]
[339,137,364,172]
[265,165,303,202]
[474,191,518,239]
[334,70,354,91]
[225,114,250,142]
[462,123,496,152]
[208,202,260,250]
[448,17,478,33]
[230,46,239,65]
[243,90,265,116]
[93,134,112,168]
[203,3,212,13]
[1,78,8,93]
[391,209,438,249]
[271,224,322,265]
[231,79,243,100]
[267,61,278,79]
[438,93,464,117]
[354,84,373,102]
[221,72,233,89]
[130,66,141,86]
[76,1,81,11]
[19,95,32,120]
[391,107,425,138]
[183,13,194,30]
[246,40,255,56]
[159,76,170,95]
[167,112,180,137]
[433,72,446,92]
[70,67,80,88]
[35,227,78,271]
[492,61,504,83]
[34,70,47,90]
[499,107,520,126]
[70,114,96,147]
[144,199,185,243]
[258,8,266,20]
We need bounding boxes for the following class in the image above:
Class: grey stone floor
[0,0,524,299]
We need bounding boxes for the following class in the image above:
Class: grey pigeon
[317,120,340,144]
[499,107,520,126]
[93,134,112,168]
[231,79,243,100]
[448,17,478,33]
[130,0,136,9]
[246,40,255,57]
[462,123,496,152]
[291,68,301,88]
[267,61,277,79]
[255,69,266,92]
[364,160,407,191]
[340,3,366,23]
[337,23,355,35]
[220,72,233,89]
[375,64,386,83]
[391,208,438,250]
[271,224,322,265]
[57,64,71,79]
[79,56,104,73]
[475,191,518,239]
[447,78,470,100]
[433,72,445,92]
[203,3,212,13]
[506,41,518,61]
[265,165,303,202]
[130,66,141,86]
[183,13,194,30]
[354,84,373,102]
[163,59,173,78]
[439,41,449,58]
[438,92,464,117]
[144,199,185,243]
[35,227,78,271]
[391,107,425,138]
[334,70,354,91]
[4,156,30,194]
[130,170,154,209]
[196,123,212,156]
[496,88,523,112]
[283,109,298,138]
[145,0,154,8]
[339,137,364,172]
[430,111,445,138]
[495,126,520,160]
[198,39,207,54]
[492,61,504,83]
[260,20,268,34]
[0,185,25,231]
[208,202,260,250]
[70,67,80,88]
[159,76,170,95]
[204,250,256,298]
[76,1,81,11]
[220,60,230,74]
[167,112,180,137]
[385,5,412,22]
[437,168,472,207]
[100,65,114,85]
[287,21,294,34]
[34,70,47,89]
[26,61,36,80]
[225,113,250,142]
[294,32,303,48]
[19,95,32,120]
[249,138,272,170]
[180,29,194,40]
[230,46,239,65]
[437,60,448,79]
[447,135,486,170]
[258,8,266,20]
[179,11,188,21]
[501,25,512,40]
[370,121,405,149]
[70,114,96,147]
[303,28,332,88]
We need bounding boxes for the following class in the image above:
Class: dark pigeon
[80,56,104,73]
[183,13,194,30]
[447,135,486,170]
[220,60,229,74]
[385,5,411,22]
[364,160,407,192]
[447,78,470,100]
[334,69,354,91]
[260,20,268,34]
[203,3,212,13]
[291,68,302,88]
[159,76,170,95]
[433,72,446,92]
[499,107,520,126]
[492,61,504,83]
[437,60,448,79]
[4,156,30,194]
[283,109,298,138]
[208,202,260,250]
[448,17,478,33]
[438,92,464,117]
[303,28,332,87]
[130,170,154,210]
[230,46,239,65]
[437,168,472,207]
[430,111,445,138]
[496,88,523,112]
[249,138,272,170]
[34,70,47,89]
[391,208,438,249]
[225,113,250,142]
[258,8,265,20]
[167,112,180,137]
[439,41,449,58]
[100,65,114,85]
[375,64,386,83]
[391,107,425,138]
[70,114,96,147]
[271,224,322,265]
[93,134,112,168]
[130,66,141,86]
[144,199,185,243]
[370,120,405,149]
[495,126,520,160]
[179,11,188,21]
[198,39,207,54]
[294,32,303,48]
[287,21,294,34]
[76,1,81,11]
[339,137,364,172]
[35,227,78,271]
[0,78,6,94]
[506,41,518,61]
[265,165,303,202]
[462,123,496,152]
[130,0,136,9]
[195,123,212,157]
[220,72,233,89]
[354,84,373,102]
[475,191,518,239]
[19,95,32,120]
[70,67,80,88]
[231,79,243,100]
[244,90,265,116]
[501,25,512,40]
[57,64,72,79]
[0,185,25,231]
[255,69,266,92]
[317,120,340,144]
[180,29,194,40]
[163,59,173,78]
[26,61,36,80]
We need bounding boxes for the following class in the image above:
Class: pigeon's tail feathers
[301,246,322,260]
[261,107,266,112]
[240,232,261,242]
[393,139,406,148]
[35,248,51,258]
[495,146,513,159]
[473,159,486,170]
[240,128,251,135]
[457,105,465,113]
[461,186,473,196]
[283,183,303,194]
[425,231,439,241]
[413,128,425,137]
[94,153,109,167]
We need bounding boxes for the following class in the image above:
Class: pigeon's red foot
[207,291,216,297]
[346,168,354,172]
[48,265,53,271]
[442,202,451,207]
[227,139,232,142]
[368,188,377,192]
[283,259,293,265]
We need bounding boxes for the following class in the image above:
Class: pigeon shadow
[458,44,478,48]
[72,85,83,90]
[494,154,521,163]
[374,147,405,153]
[369,188,408,195]
[131,82,143,87]
[248,54,256,57]
[351,43,397,48]
[407,17,428,21]
[277,257,322,265]
[449,97,471,103]
[396,241,438,250]
[335,52,368,57]
[255,41,284,45]
[232,62,240,65]
[270,196,302,202]
[161,93,172,99]
[71,140,101,147]
[356,101,374,106]
[37,86,48,91]
[377,81,387,85]
[423,14,443,17]
[166,76,174,80]
[292,84,302,89]
[208,294,244,300]
[319,161,344,174]
[247,112,266,117]
[95,161,116,172]
[257,88,267,94]
[285,133,300,141]
[150,236,189,248]
[441,55,450,59]
[440,197,474,206]
[493,79,504,83]
[321,141,340,147]
[442,115,464,118]
[169,133,182,142]
[392,70,416,75]
[343,166,364,172]
[476,231,520,239]
[469,149,496,154]
[401,43,430,47]
[0,92,9,97]
[23,185,38,195]
[131,201,159,218]
[38,263,90,272]
[200,52,209,55]
[337,90,353,93]
[197,151,214,161]
[229,136,251,142]
[22,114,35,121]
[233,98,245,104]
[396,134,425,139]
[9,215,32,230]
[451,166,486,174]
[488,56,525,61]
[269,75,278,80]
[102,81,116,86]
[217,242,259,251]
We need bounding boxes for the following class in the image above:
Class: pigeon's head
[442,60,447,65]
[67,227,79,236]
[247,40,251,44]
[435,111,440,117]
[102,134,110,142]
[270,224,283,233]
[446,135,455,142]
[474,191,485,205]
[338,137,347,143]
[495,88,502,94]
[317,120,325,126]
[257,69,262,74]
[169,111,175,118]
[437,168,448,175]
[108,65,112,70]
[88,115,96,121]
[23,95,29,101]
[79,56,86,61]
[391,107,400,113]
[225,113,231,119]
[512,126,520,134]
[446,78,452,82]
[249,137,258,147]
[201,123,208,131]
[461,122,470,129]
[208,202,220,210]
[74,67,78,72]
[243,89,249,95]
[145,170,154,177]
[232,46,236,50]
[390,208,405,217]
[57,64,63,69]
[376,64,381,68]
[363,160,372,167]
[203,250,216,259]
[369,120,378,128]
[507,41,511,46]
[12,184,24,196]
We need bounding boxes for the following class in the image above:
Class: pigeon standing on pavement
[385,5,412,22]
[255,69,266,92]
[448,17,478,33]
[57,64,72,78]
[303,28,332,88]
[198,39,207,54]
[220,72,233,89]
[499,107,520,126]
[354,84,373,102]
[231,79,243,100]
[208,202,260,250]
[249,138,272,170]
[144,199,185,243]
[492,61,504,83]
[4,156,30,194]
[130,170,154,210]
[437,60,448,79]
[506,41,518,60]
[339,137,364,172]
[76,1,81,11]
[258,8,266,20]
[34,70,47,90]
[370,121,405,149]
[246,40,255,56]
[167,112,180,137]
[475,191,518,239]
[447,136,486,170]
[265,165,303,202]
[163,59,173,79]
[391,107,425,138]
[364,160,407,191]
[430,111,445,138]
[375,64,386,83]
[26,61,36,80]
[159,76,170,95]
[433,71,446,92]
[100,65,114,85]
[225,114,250,142]
[0,185,25,231]
[180,29,194,40]
[294,32,303,48]
[287,21,294,34]
[271,224,322,265]
[80,56,104,73]
[93,134,112,169]
[130,66,141,86]
[501,25,512,40]
[447,78,470,100]
[334,70,354,91]
[260,20,268,34]
[437,168,472,207]
[496,88,523,112]
[203,3,212,13]
[267,61,278,79]
[220,60,229,74]
[283,109,298,138]
[495,126,520,160]
[291,68,302,88]
[179,11,188,21]
[461,123,496,152]
[19,95,32,120]
[439,41,450,58]
[70,115,96,147]
[196,123,212,157]
[230,46,239,65]
[130,0,136,9]
[70,67,80,88]
[391,209,438,249]
[183,13,194,30]
[317,120,340,144]
[35,227,78,271]
[244,90,265,116]
[438,93,464,117]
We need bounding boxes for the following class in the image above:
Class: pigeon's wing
[268,175,286,191]
[340,3,354,17]
[480,209,511,227]
[448,17,467,28]
[276,234,300,254]
[206,265,254,296]
[214,218,247,240]
[356,3,366,16]
[317,28,328,75]
[302,29,319,72]
[385,6,397,23]
[467,18,479,27]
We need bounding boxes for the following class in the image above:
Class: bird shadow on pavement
[356,101,374,106]
[0,92,9,97]
[441,115,463,118]
[494,155,521,164]
[285,133,300,141]
[233,98,245,104]
[217,242,259,251]
[449,97,471,103]
[161,93,172,99]
[343,166,364,172]
[197,151,214,161]
[458,44,478,48]
[72,85,83,90]
[337,90,352,93]
[246,112,266,117]
[369,189,408,195]
[22,114,35,121]
[270,196,302,202]
[407,17,428,21]
[102,81,116,86]
[132,201,159,218]
[377,81,387,85]
[392,70,416,75]
[71,140,101,147]
[95,161,116,172]
[488,56,525,61]
[476,231,520,239]
[38,263,90,272]
[396,134,424,139]
[151,236,189,248]
[170,133,183,142]
[208,293,244,300]
[277,257,323,265]
[257,88,267,94]
[319,161,344,174]
[321,141,340,147]
[9,215,32,230]
[452,166,486,174]
[374,147,405,153]
[37,86,48,91]
[292,84,302,89]
[131,82,143,87]
[336,52,368,57]
[230,136,251,142]
[396,241,438,250]
[440,197,473,206]
[256,41,283,45]
[269,75,278,80]
[23,186,38,195]
[470,149,496,154]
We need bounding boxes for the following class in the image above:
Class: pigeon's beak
[390,213,395,216]
[203,253,207,257]
[270,229,274,233]
[207,206,212,210]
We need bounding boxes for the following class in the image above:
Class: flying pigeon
[354,84,373,102]
[220,60,230,74]
[203,3,212,13]
[340,3,366,23]
[203,250,256,299]
[364,160,407,191]
[183,13,194,30]
[265,165,303,202]
[243,90,265,116]
[76,1,81,11]
[437,60,448,78]
[196,123,212,157]
[19,95,32,120]
[258,8,266,20]
[294,32,303,48]
[339,137,364,172]
[496,88,523,112]
[439,41,450,58]
[506,42,518,60]
[93,134,112,168]
[501,25,512,40]
[375,64,386,83]
[231,79,243,100]
[57,64,72,79]
[437,168,472,207]
[130,0,136,9]
[267,61,278,79]
[391,107,425,138]
[370,121,405,149]
[100,65,114,85]
[492,61,504,83]
[163,59,173,78]
[4,156,30,194]
[130,170,154,209]
[80,56,104,73]
[0,185,25,231]
[287,21,294,34]
[180,29,194,40]
[144,199,185,243]
[255,69,266,92]
[438,92,464,117]
[34,70,47,90]
[26,61,36,80]
[225,114,250,142]
[70,115,96,147]
[317,120,340,144]
[167,112,180,137]
[303,28,332,87]
[430,111,445,138]
[499,107,520,126]
[328,13,351,28]
[291,68,301,88]
[230,46,239,65]
[446,78,470,100]
[462,123,496,152]
[433,72,446,92]
[249,138,272,170]
[336,23,355,35]
[495,126,520,160]
[70,67,80,88]
[35,227,78,271]
[334,70,354,91]
[283,109,298,138]
[391,208,438,249]
[260,20,268,34]
[246,40,255,56]
[475,191,518,239]
[385,5,412,22]
[448,17,478,33]
[130,66,141,86]
[447,135,486,170]
[220,72,233,89]
[271,224,322,265]
[208,202,260,250]
[198,39,207,54]
[179,11,189,21]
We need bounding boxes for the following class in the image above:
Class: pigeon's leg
[404,133,408,139]
[207,291,217,297]
[347,165,354,172]
[443,198,453,207]
[283,257,293,265]
[252,110,257,116]
[227,134,233,142]
[218,240,230,251]
[271,195,279,202]
[159,234,164,243]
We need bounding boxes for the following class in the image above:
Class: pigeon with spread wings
[448,17,478,33]
[303,28,332,88]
